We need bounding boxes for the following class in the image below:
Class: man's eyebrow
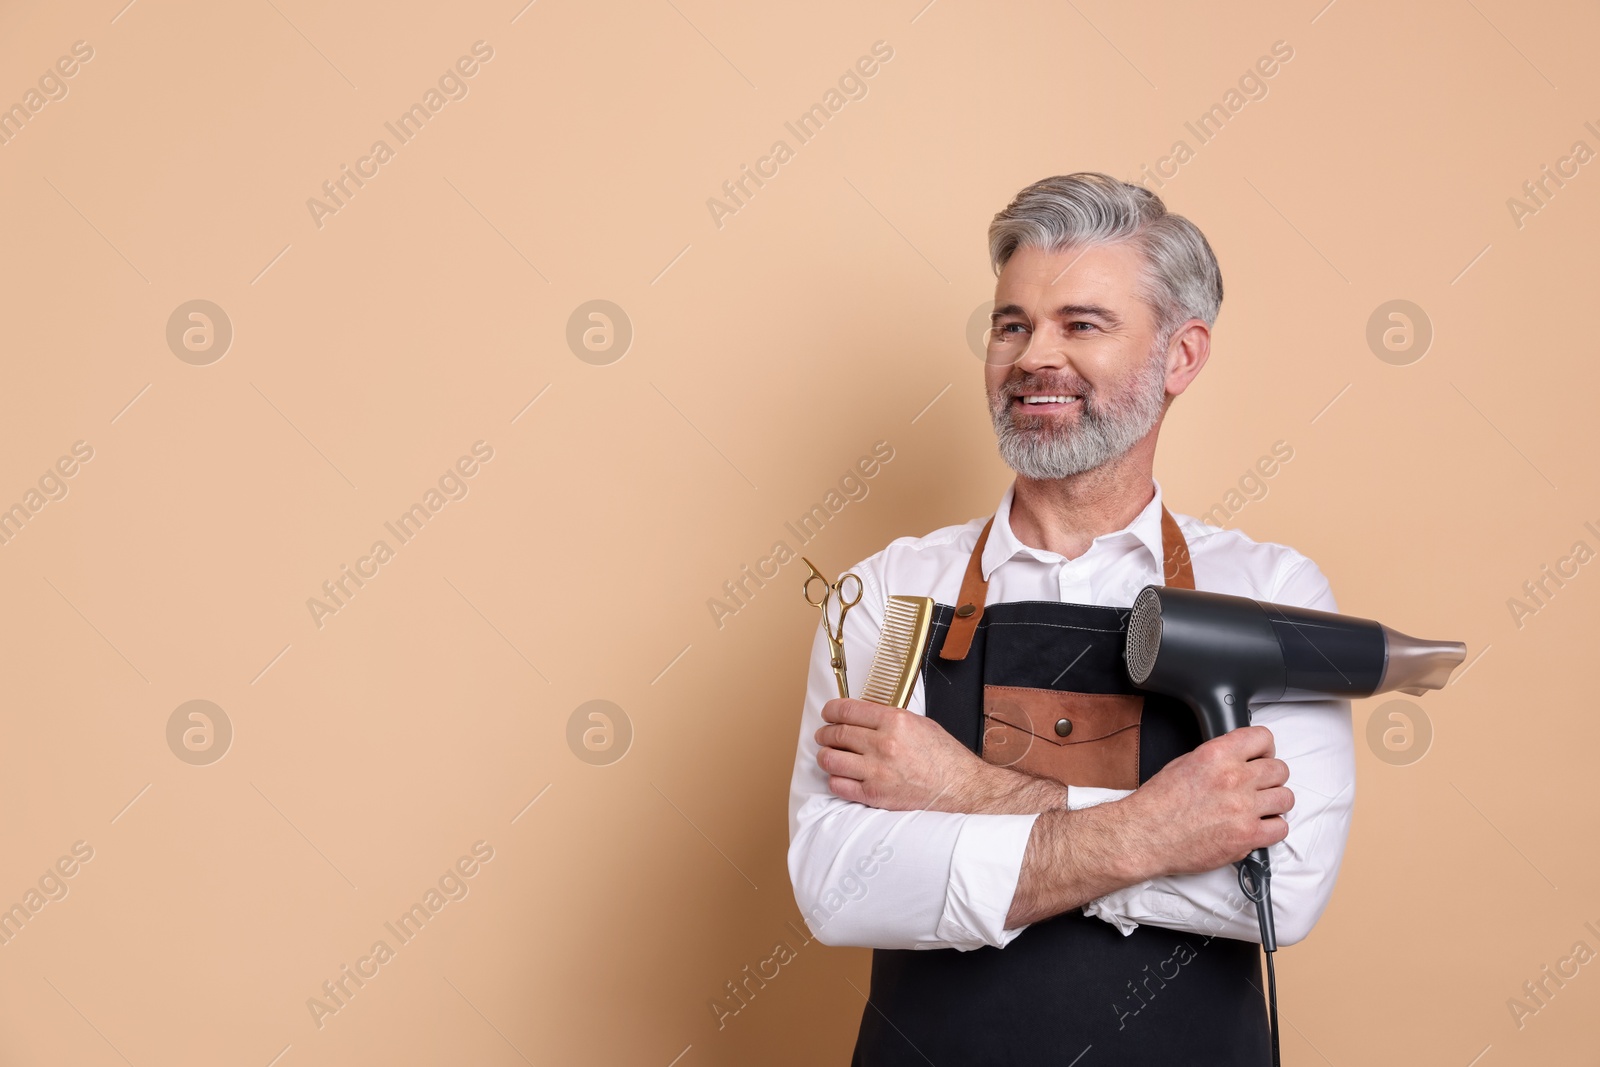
[991,303,1123,326]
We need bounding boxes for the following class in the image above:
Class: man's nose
[1013,322,1068,373]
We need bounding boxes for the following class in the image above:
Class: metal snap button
[1054,718,1073,737]
[955,604,976,617]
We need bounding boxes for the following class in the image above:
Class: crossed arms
[785,560,1356,951]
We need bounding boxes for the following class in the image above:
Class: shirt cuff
[934,812,1039,949]
[1066,786,1133,810]
[1081,882,1146,935]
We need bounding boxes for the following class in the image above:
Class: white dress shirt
[786,477,1355,952]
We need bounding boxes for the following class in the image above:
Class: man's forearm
[1004,802,1150,929]
[948,768,1154,932]
[955,765,1069,814]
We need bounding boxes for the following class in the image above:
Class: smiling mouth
[1012,394,1081,410]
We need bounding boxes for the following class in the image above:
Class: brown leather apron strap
[938,503,1193,661]
[937,517,995,661]
[1161,504,1195,591]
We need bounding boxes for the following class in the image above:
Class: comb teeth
[860,596,935,708]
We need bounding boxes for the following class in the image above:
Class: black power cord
[1237,853,1280,1067]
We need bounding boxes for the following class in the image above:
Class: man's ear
[1164,319,1211,398]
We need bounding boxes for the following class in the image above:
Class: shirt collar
[981,477,1169,581]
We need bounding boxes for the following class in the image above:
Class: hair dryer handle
[1237,848,1276,953]
[1196,689,1253,741]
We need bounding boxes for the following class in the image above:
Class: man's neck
[1007,452,1156,562]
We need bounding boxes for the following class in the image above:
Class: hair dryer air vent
[1126,589,1163,684]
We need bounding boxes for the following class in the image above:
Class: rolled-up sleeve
[786,561,1039,951]
[1081,554,1356,946]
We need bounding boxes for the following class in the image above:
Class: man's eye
[1068,321,1096,332]
[993,323,1027,336]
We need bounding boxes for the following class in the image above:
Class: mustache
[995,373,1094,399]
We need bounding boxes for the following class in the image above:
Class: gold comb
[860,596,935,708]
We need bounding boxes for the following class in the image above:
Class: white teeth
[1021,395,1077,404]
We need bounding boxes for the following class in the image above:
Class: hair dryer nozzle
[1378,625,1468,696]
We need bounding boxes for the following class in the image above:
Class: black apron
[850,506,1270,1066]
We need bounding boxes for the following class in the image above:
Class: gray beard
[989,347,1168,480]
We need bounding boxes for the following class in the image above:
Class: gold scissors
[802,557,862,699]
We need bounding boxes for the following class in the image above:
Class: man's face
[984,241,1173,480]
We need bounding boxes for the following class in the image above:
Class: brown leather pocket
[980,685,1142,791]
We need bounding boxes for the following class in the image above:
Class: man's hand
[816,698,987,811]
[815,698,1065,814]
[1121,724,1294,873]
[1004,724,1294,929]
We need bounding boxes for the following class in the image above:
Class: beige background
[0,0,1595,1063]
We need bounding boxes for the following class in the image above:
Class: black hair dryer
[1122,584,1467,950]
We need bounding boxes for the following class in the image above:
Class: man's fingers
[1255,785,1295,818]
[1250,757,1290,789]
[815,722,874,754]
[817,747,868,782]
[1197,724,1275,763]
[822,698,887,728]
[1213,723,1275,759]
[1234,814,1290,861]
[828,774,867,805]
[1241,724,1276,758]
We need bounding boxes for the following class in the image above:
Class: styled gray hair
[988,173,1223,347]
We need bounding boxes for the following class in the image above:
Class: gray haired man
[788,173,1353,1064]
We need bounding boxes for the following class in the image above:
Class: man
[786,173,1353,1065]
